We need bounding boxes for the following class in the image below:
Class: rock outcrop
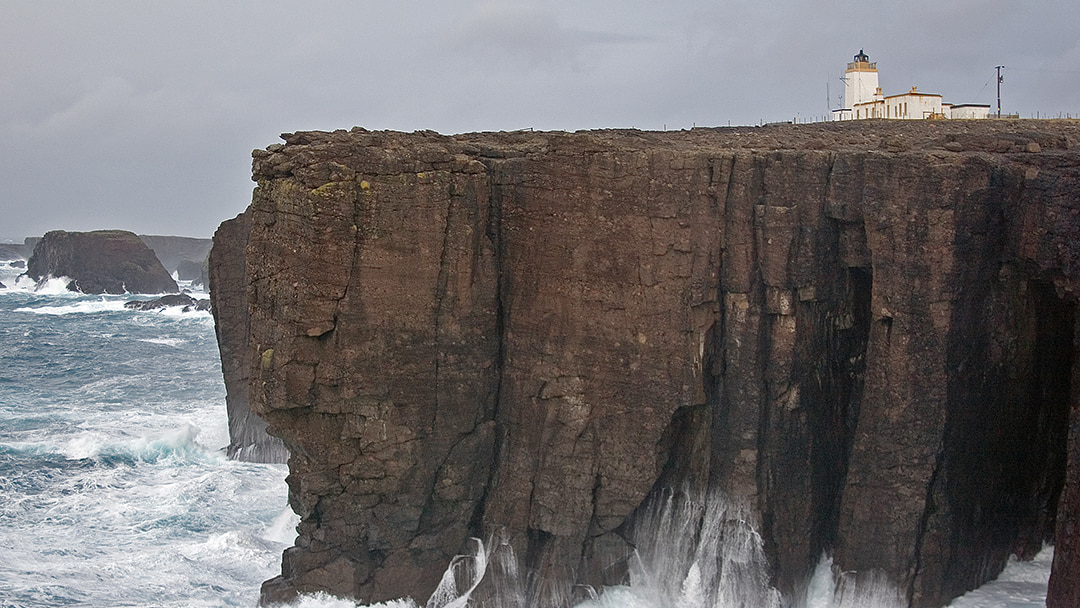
[123,293,211,312]
[209,212,288,463]
[213,121,1080,608]
[27,230,178,294]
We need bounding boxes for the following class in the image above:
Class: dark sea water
[0,263,1051,608]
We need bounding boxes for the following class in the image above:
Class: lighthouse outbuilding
[832,50,990,121]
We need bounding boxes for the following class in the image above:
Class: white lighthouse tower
[845,50,880,107]
[833,50,884,120]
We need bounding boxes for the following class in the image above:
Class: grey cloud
[0,0,1076,241]
[448,1,645,70]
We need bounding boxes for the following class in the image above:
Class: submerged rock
[27,230,178,295]
[213,121,1080,608]
[124,293,210,312]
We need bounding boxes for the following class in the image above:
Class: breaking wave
[0,423,216,465]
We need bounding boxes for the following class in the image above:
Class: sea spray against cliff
[387,489,911,608]
[619,489,781,608]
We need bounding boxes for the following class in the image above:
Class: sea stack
[211,121,1080,608]
[27,230,178,295]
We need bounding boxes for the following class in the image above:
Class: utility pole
[995,65,1005,118]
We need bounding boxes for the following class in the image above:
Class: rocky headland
[212,120,1080,608]
[27,230,178,295]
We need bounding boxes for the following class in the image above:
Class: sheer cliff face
[209,213,288,463]
[216,122,1080,607]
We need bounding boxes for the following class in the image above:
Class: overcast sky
[2,0,1078,240]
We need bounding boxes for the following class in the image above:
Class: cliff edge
[214,121,1080,607]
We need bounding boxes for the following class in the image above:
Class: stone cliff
[213,121,1080,607]
[209,212,289,463]
[137,234,213,274]
[0,241,30,260]
[27,230,178,294]
[139,234,212,287]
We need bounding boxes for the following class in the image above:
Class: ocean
[0,267,295,607]
[0,260,1054,608]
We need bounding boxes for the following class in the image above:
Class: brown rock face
[27,229,178,294]
[214,121,1080,607]
[208,212,288,463]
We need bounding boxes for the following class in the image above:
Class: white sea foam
[263,507,301,545]
[280,593,412,608]
[803,553,837,608]
[946,545,1054,608]
[154,305,213,318]
[59,423,211,463]
[15,297,127,315]
[176,278,209,297]
[5,274,77,294]
[287,488,1049,608]
[139,337,189,347]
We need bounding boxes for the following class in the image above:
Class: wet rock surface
[211,120,1080,607]
[27,230,178,295]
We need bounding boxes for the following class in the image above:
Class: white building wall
[882,93,944,119]
[845,68,880,108]
[909,94,944,119]
[852,100,884,119]
[951,105,991,119]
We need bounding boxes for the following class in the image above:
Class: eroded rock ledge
[214,121,1080,608]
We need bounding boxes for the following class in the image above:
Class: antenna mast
[995,65,1005,117]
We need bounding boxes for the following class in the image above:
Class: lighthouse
[844,49,881,109]
[831,50,989,121]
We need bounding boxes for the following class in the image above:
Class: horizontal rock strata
[216,121,1080,607]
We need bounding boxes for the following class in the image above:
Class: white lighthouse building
[844,50,881,110]
[832,50,990,121]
